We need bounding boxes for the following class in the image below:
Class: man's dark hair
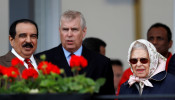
[9,19,38,39]
[147,23,172,42]
[83,37,106,53]
[111,59,123,67]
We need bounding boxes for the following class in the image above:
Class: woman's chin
[136,73,147,78]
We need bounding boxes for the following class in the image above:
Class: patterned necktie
[24,58,34,69]
[70,53,75,57]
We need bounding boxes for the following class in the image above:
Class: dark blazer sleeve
[168,54,175,75]
[99,57,115,95]
[82,46,115,95]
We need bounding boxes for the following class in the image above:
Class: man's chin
[23,51,34,56]
[66,45,75,49]
[23,47,33,51]
[67,48,76,52]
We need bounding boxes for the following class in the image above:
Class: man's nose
[26,36,32,42]
[68,29,73,36]
[152,39,157,45]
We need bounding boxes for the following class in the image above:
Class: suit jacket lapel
[4,51,40,73]
[79,45,91,74]
[2,51,25,75]
[57,44,73,76]
[34,57,41,65]
[3,51,16,67]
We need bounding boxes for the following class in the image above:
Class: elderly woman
[119,39,175,97]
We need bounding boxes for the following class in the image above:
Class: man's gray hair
[59,10,86,29]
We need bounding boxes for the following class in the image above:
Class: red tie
[70,53,75,59]
[24,58,34,69]
[70,53,75,56]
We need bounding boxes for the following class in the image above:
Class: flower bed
[0,55,105,94]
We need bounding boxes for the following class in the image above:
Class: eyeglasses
[129,58,149,64]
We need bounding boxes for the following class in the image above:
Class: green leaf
[94,78,106,93]
[96,78,106,86]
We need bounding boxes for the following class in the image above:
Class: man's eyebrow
[62,27,69,29]
[19,33,26,35]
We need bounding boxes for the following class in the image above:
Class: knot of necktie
[69,53,75,58]
[70,53,75,56]
[24,58,30,63]
[24,58,34,68]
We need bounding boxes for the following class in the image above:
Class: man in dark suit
[0,19,40,72]
[35,10,115,95]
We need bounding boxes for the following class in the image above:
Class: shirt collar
[11,48,34,62]
[62,45,83,57]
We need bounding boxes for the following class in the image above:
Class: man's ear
[168,40,173,49]
[9,35,14,47]
[59,27,61,36]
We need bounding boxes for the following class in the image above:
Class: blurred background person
[147,23,173,70]
[83,37,125,93]
[111,59,123,94]
[116,65,132,95]
[83,37,106,56]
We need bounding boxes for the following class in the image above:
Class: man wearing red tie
[0,19,40,72]
[35,10,115,95]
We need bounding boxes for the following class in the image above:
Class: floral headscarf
[127,39,167,92]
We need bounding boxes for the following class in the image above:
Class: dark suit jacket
[168,54,175,75]
[35,44,115,95]
[119,71,175,100]
[0,51,40,73]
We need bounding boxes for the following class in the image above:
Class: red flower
[70,55,80,67]
[11,58,24,67]
[38,61,60,75]
[80,56,88,68]
[2,66,19,78]
[50,64,61,74]
[70,55,88,68]
[22,68,38,80]
[0,65,5,75]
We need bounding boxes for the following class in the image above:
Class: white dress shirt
[11,48,38,72]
